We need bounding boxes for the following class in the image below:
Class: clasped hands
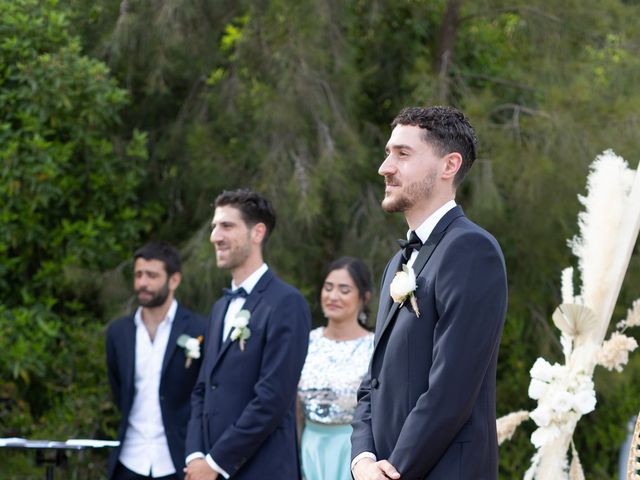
[183,454,400,480]
[184,458,218,480]
[353,458,400,480]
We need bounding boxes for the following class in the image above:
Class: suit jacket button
[210,384,217,390]
[371,378,379,389]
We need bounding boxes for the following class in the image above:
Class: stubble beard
[215,238,252,272]
[381,169,437,213]
[136,281,170,308]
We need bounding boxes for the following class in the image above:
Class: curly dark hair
[391,106,478,187]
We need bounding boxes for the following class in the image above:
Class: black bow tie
[397,231,423,262]
[222,287,248,301]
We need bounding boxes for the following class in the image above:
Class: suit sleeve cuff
[351,452,377,471]
[185,452,204,465]
[206,454,230,479]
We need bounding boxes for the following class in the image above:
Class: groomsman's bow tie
[397,231,423,262]
[222,287,248,300]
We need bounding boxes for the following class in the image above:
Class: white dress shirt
[119,300,178,477]
[351,200,457,471]
[185,264,269,479]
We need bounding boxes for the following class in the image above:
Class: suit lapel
[205,299,229,374]
[161,305,188,378]
[376,252,403,336]
[209,270,273,375]
[375,206,464,344]
[377,292,401,343]
[411,206,463,278]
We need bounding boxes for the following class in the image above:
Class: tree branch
[460,5,561,23]
[459,72,540,92]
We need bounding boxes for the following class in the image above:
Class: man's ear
[442,152,462,181]
[252,222,267,245]
[169,272,182,291]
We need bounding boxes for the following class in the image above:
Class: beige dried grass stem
[497,410,529,445]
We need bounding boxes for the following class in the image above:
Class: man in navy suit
[351,106,508,480]
[184,189,311,480]
[106,242,207,480]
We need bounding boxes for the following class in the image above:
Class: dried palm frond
[552,304,598,341]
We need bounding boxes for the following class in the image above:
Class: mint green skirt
[301,422,352,480]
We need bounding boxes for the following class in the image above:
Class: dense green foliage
[2,0,640,478]
[0,0,156,475]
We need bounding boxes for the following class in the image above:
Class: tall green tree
[0,0,155,474]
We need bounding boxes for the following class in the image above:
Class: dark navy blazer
[106,304,206,480]
[185,269,311,479]
[351,207,508,480]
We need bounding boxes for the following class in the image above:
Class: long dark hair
[322,256,373,329]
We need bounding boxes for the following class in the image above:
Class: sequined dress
[298,327,374,480]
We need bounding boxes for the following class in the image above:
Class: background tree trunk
[433,0,464,103]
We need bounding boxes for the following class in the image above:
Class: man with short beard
[351,106,508,480]
[106,241,206,480]
[184,189,311,480]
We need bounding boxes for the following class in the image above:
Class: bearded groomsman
[351,106,508,480]
[106,242,206,480]
[185,189,311,480]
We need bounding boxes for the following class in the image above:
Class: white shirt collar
[231,263,269,294]
[134,299,178,328]
[410,200,457,244]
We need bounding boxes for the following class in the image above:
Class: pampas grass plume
[568,150,634,322]
[561,267,575,305]
[569,442,585,480]
[623,299,640,330]
[497,410,529,445]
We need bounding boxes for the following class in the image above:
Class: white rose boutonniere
[229,309,252,351]
[389,264,420,317]
[177,334,203,368]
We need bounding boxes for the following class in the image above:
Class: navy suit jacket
[185,269,311,479]
[351,207,508,480]
[106,304,206,480]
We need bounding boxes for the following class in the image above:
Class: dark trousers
[113,462,179,480]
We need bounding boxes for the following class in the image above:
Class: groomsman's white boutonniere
[177,334,203,368]
[230,309,252,351]
[390,264,420,317]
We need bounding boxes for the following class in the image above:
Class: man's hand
[184,458,219,480]
[353,458,400,480]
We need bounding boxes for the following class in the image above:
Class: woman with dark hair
[297,257,375,480]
